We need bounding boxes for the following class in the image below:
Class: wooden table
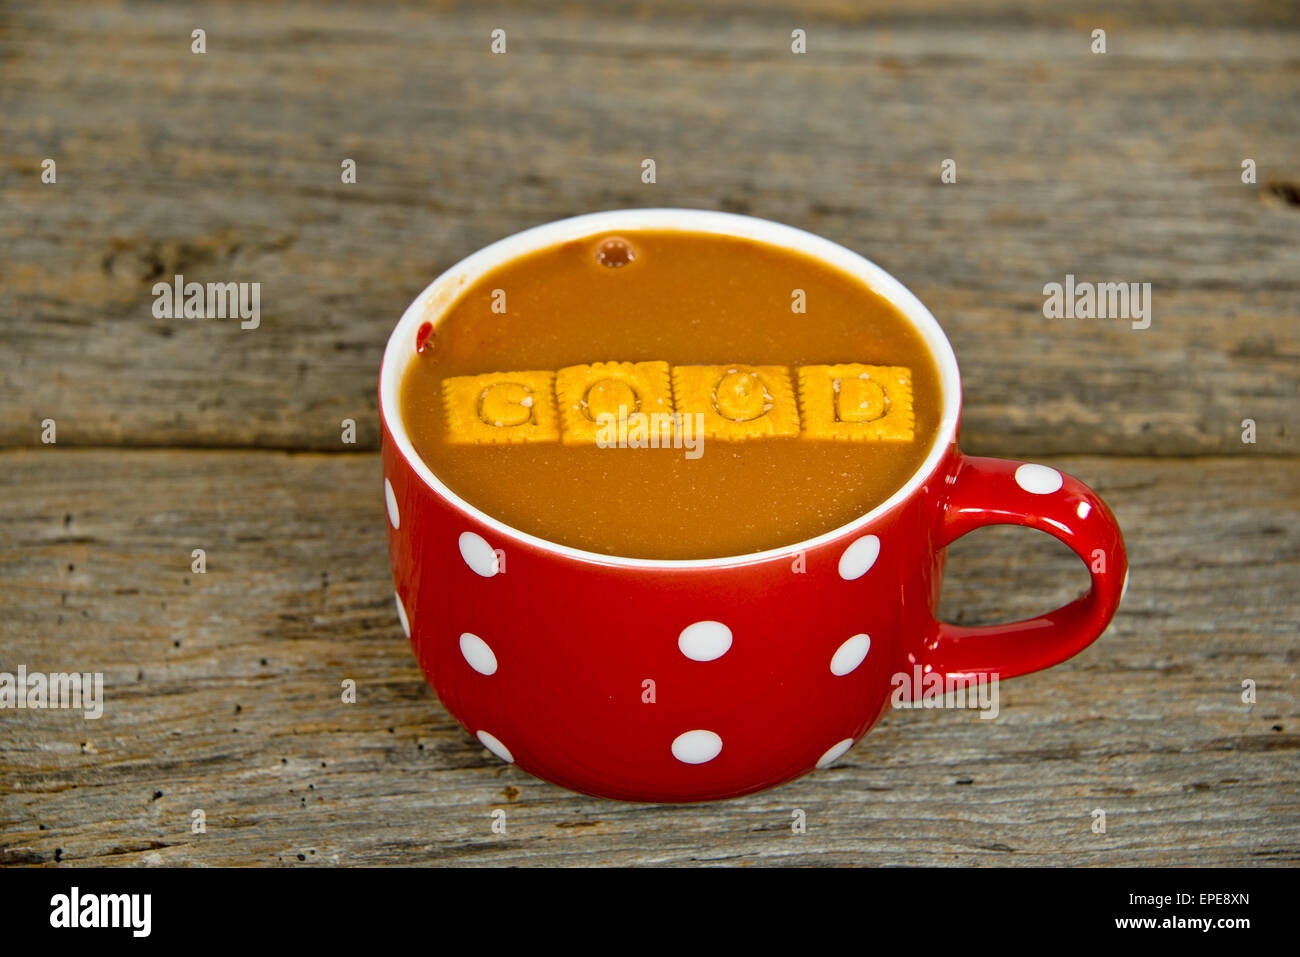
[1,1,1296,866]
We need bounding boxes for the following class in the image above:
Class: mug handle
[915,454,1128,682]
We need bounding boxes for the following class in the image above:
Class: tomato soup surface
[399,230,943,559]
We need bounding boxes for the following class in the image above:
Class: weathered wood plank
[0,449,1294,866]
[1,2,1297,454]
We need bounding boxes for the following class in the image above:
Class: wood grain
[1,1,1297,455]
[0,449,1294,866]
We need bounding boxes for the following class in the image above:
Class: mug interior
[379,208,963,568]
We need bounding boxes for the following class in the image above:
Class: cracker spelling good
[441,362,915,443]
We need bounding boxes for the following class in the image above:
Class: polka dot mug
[379,210,1128,803]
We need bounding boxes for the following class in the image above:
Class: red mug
[379,210,1128,803]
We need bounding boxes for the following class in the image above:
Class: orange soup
[399,230,943,559]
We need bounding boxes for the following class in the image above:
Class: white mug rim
[379,208,963,569]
